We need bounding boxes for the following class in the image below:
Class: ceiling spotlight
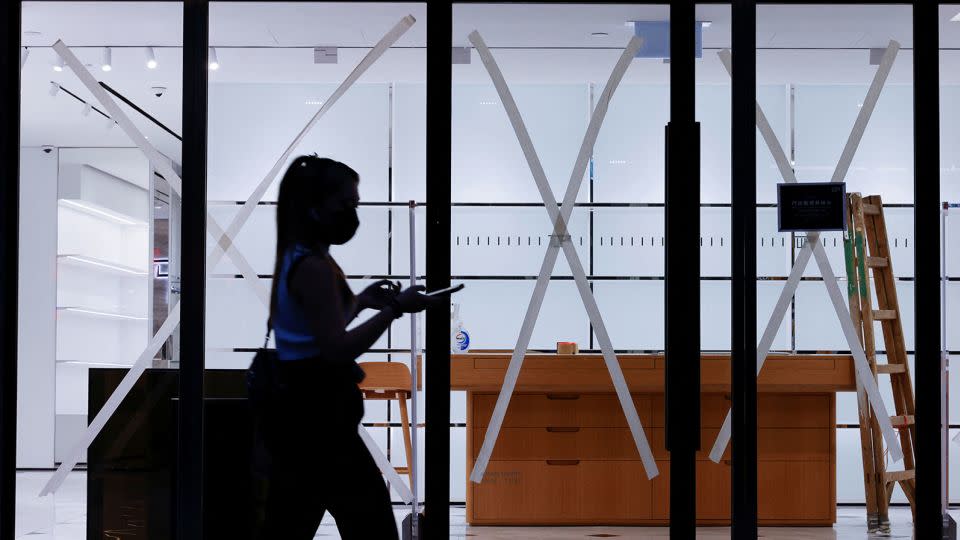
[53,55,65,72]
[48,82,60,97]
[208,47,220,70]
[81,103,92,117]
[145,47,157,69]
[591,32,609,37]
[701,21,713,28]
[101,47,112,72]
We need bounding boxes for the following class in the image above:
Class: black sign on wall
[777,182,847,232]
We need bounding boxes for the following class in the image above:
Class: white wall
[17,147,57,468]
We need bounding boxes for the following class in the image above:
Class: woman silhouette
[256,155,439,539]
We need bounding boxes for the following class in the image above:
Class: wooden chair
[357,361,416,485]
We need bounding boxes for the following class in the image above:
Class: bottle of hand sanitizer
[450,303,470,353]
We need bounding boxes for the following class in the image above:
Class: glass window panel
[593,85,669,203]
[592,207,665,277]
[207,83,390,203]
[795,85,914,203]
[19,2,184,536]
[452,84,589,203]
[451,207,590,277]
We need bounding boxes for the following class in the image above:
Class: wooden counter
[452,352,855,526]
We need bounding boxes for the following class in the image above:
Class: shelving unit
[54,156,151,463]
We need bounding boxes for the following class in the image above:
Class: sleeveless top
[274,244,355,361]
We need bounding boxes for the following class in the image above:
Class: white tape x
[708,41,904,463]
[42,16,417,498]
[468,31,659,483]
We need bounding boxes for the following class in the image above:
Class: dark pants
[254,360,398,540]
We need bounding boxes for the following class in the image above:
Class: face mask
[311,207,359,245]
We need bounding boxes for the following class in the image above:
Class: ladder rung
[889,415,915,428]
[873,310,897,320]
[884,469,915,483]
[863,203,881,215]
[876,364,907,375]
[866,257,889,269]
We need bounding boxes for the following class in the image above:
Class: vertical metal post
[408,201,419,536]
[0,2,20,539]
[941,202,950,514]
[666,2,699,538]
[913,1,942,537]
[731,1,758,537]
[179,1,208,539]
[424,1,451,538]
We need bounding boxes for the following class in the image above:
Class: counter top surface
[451,352,856,392]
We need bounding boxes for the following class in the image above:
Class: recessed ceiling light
[208,47,220,70]
[591,32,609,37]
[145,47,157,69]
[952,11,960,22]
[701,21,713,28]
[101,47,112,72]
[52,55,65,72]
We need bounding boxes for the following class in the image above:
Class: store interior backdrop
[15,1,960,507]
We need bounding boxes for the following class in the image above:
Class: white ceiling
[18,2,960,161]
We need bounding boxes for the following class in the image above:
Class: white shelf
[58,199,147,227]
[57,254,148,276]
[55,360,136,367]
[57,306,147,321]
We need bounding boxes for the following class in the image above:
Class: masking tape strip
[813,239,902,461]
[207,15,416,270]
[709,239,813,461]
[561,241,659,479]
[830,41,900,184]
[709,42,902,462]
[42,303,181,495]
[358,425,414,503]
[468,31,656,482]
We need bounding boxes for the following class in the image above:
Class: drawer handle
[546,427,580,433]
[546,460,580,466]
[546,393,580,401]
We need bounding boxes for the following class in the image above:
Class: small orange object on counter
[556,341,578,354]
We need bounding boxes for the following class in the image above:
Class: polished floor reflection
[10,471,934,539]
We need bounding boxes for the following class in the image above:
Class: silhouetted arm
[290,255,397,364]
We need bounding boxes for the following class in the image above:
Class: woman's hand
[357,279,401,311]
[388,285,446,315]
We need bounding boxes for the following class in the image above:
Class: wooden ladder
[844,193,916,533]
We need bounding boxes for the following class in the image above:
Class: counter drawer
[472,393,654,428]
[470,460,580,523]
[472,427,641,461]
